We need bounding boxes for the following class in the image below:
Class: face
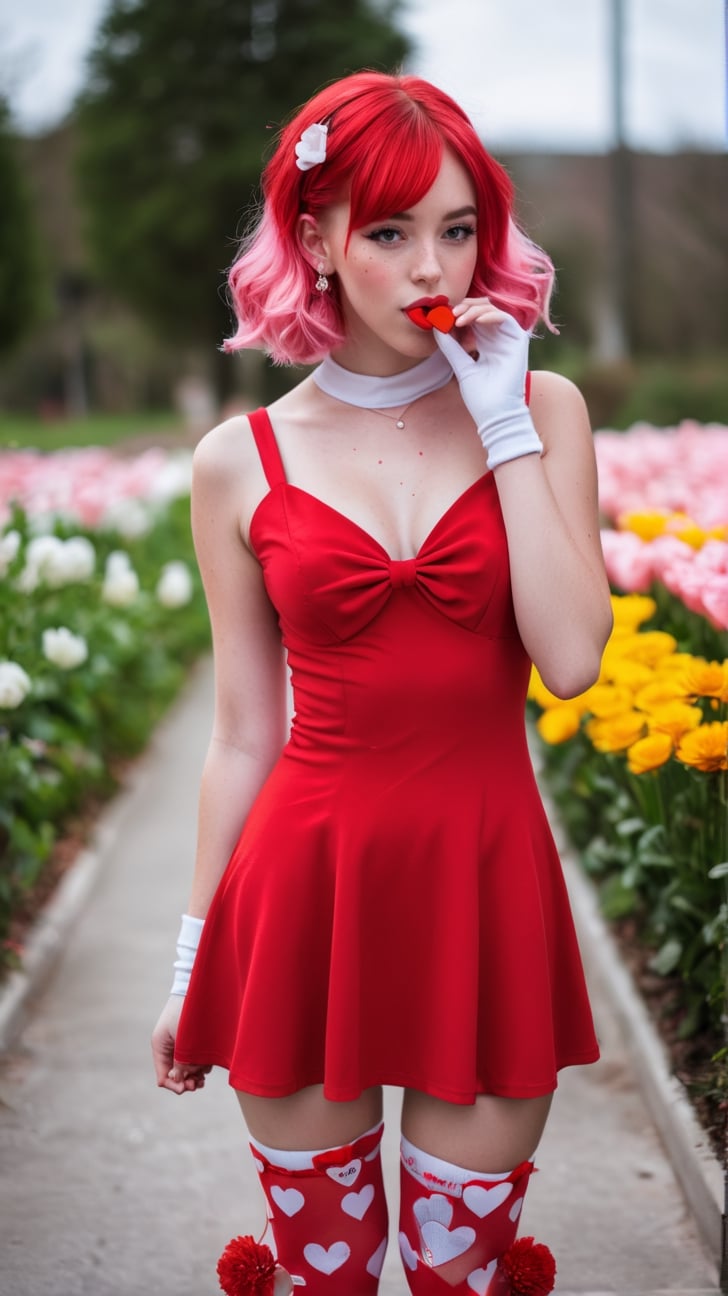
[312,149,479,374]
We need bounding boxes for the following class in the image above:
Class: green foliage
[74,0,410,349]
[0,410,183,452]
[0,498,210,974]
[532,603,728,1042]
[535,351,728,431]
[0,99,46,356]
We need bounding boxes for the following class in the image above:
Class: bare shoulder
[528,370,593,455]
[193,411,258,484]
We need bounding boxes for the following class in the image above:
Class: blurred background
[0,0,726,445]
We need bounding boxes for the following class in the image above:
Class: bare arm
[492,371,613,698]
[186,420,288,915]
[152,418,287,1093]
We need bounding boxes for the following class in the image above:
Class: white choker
[312,351,453,414]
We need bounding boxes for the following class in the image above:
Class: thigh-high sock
[398,1136,555,1295]
[218,1122,388,1296]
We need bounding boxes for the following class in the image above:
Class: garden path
[0,659,720,1295]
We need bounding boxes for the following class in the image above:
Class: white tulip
[18,534,95,588]
[156,561,193,608]
[42,627,89,670]
[0,530,21,578]
[19,535,66,590]
[61,536,96,582]
[102,551,140,607]
[101,498,152,540]
[0,660,32,708]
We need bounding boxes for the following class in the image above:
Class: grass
[0,410,185,452]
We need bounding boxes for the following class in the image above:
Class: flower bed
[530,421,728,1129]
[0,447,210,976]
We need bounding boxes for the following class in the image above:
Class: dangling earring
[315,262,329,293]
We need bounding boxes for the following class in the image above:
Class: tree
[74,0,410,369]
[0,98,45,357]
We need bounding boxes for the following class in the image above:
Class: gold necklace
[364,398,420,430]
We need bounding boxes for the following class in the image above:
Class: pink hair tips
[224,71,555,365]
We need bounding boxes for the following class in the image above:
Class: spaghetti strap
[248,407,287,489]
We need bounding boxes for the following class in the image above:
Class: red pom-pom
[498,1236,557,1295]
[217,1235,278,1296]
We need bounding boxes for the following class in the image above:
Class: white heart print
[413,1193,453,1229]
[303,1241,351,1274]
[341,1184,375,1219]
[420,1221,476,1266]
[463,1182,512,1218]
[467,1259,498,1294]
[509,1195,524,1222]
[271,1186,305,1217]
[366,1237,387,1278]
[326,1158,361,1187]
[399,1231,419,1271]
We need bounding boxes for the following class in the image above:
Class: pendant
[396,418,405,429]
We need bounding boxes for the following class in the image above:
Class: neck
[312,350,452,409]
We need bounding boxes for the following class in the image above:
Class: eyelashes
[364,223,477,245]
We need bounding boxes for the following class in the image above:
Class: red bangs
[346,110,444,233]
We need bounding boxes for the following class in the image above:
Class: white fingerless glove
[170,913,204,996]
[435,315,543,470]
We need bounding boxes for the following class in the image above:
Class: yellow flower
[646,702,702,743]
[658,652,701,675]
[633,679,689,711]
[536,705,582,745]
[610,593,657,630]
[627,732,673,774]
[587,711,646,752]
[676,721,728,772]
[617,510,668,541]
[527,668,564,710]
[608,630,678,666]
[583,684,635,718]
[601,658,654,691]
[678,658,728,700]
[665,513,707,550]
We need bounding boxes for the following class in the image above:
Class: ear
[297,213,332,273]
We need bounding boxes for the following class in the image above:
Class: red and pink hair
[224,71,555,365]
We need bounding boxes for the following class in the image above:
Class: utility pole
[594,0,632,361]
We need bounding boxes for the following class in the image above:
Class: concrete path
[0,659,720,1295]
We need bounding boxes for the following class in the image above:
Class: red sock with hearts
[398,1137,556,1296]
[220,1122,389,1295]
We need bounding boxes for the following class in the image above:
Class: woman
[152,70,613,1296]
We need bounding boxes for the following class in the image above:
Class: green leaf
[649,938,683,976]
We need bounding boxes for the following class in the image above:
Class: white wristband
[477,402,543,470]
[170,913,204,996]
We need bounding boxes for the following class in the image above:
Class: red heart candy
[427,305,456,333]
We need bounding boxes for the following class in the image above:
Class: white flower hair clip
[295,122,328,171]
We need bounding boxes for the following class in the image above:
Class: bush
[0,494,210,975]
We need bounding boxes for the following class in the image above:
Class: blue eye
[365,227,402,244]
[445,224,477,241]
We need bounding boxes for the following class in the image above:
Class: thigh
[401,1088,553,1174]
[236,1083,384,1150]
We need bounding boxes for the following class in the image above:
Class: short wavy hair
[224,71,555,365]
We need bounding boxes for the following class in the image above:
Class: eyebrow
[387,206,478,221]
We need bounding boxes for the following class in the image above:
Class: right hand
[151,995,211,1095]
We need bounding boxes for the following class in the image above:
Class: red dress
[175,406,599,1102]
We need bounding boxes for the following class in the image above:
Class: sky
[0,0,725,151]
